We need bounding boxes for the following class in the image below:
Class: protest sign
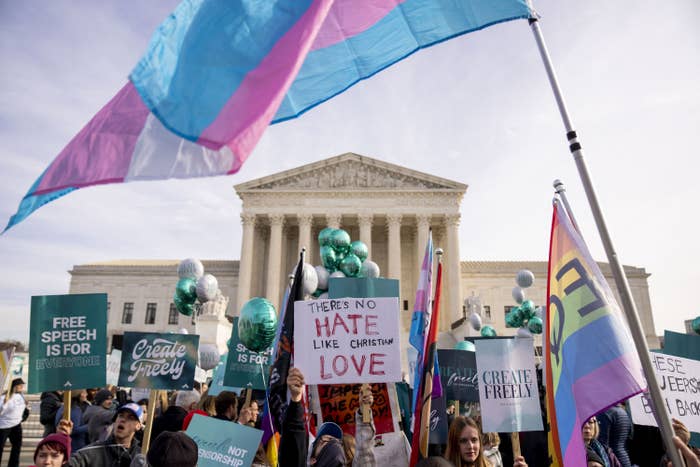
[208,353,241,396]
[316,383,396,436]
[294,297,401,385]
[106,350,122,386]
[186,414,262,467]
[328,277,400,300]
[438,349,479,402]
[629,353,700,433]
[475,337,543,433]
[428,394,449,444]
[223,318,272,390]
[373,431,411,467]
[29,293,107,393]
[119,332,199,390]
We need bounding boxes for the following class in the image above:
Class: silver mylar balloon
[198,343,220,371]
[516,269,535,288]
[178,258,204,280]
[178,328,189,335]
[329,271,346,278]
[534,306,544,319]
[302,263,318,296]
[196,274,219,302]
[469,312,482,331]
[512,286,525,304]
[315,265,330,291]
[360,260,380,278]
[516,327,533,338]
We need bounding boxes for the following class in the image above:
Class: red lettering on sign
[369,353,386,375]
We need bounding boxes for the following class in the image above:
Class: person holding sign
[444,417,529,467]
[0,378,27,467]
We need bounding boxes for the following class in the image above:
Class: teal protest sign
[29,293,107,394]
[118,332,199,390]
[224,318,272,390]
[328,277,399,299]
[208,352,241,396]
[186,414,262,467]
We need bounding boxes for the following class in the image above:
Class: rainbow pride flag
[5,0,530,232]
[545,200,645,466]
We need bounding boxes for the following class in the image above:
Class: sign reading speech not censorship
[294,297,401,385]
[119,332,199,390]
[29,293,107,393]
[186,414,262,467]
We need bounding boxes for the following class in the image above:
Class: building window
[168,303,179,325]
[122,303,134,324]
[483,305,491,320]
[403,300,409,311]
[504,305,516,327]
[145,303,157,325]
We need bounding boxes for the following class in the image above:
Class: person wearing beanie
[82,389,114,443]
[31,432,72,467]
[0,377,27,467]
[146,431,198,467]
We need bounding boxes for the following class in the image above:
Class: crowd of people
[0,371,698,467]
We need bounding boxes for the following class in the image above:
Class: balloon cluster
[174,258,220,316]
[507,269,543,336]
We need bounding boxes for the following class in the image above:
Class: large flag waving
[545,200,645,467]
[409,232,433,410]
[5,0,531,232]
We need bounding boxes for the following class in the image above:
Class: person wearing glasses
[582,416,621,467]
[444,416,528,467]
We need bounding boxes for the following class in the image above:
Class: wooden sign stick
[360,383,372,423]
[510,432,521,459]
[141,390,159,455]
[62,390,71,421]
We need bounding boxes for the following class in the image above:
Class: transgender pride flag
[5,0,531,231]
[545,200,645,467]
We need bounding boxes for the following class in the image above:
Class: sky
[1,0,698,343]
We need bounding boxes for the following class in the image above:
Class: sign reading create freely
[475,337,543,433]
[294,297,401,385]
[223,318,272,390]
[186,414,262,467]
[29,293,107,393]
[118,332,199,390]
[629,353,700,433]
[438,349,479,402]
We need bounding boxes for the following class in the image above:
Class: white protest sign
[294,297,401,385]
[475,337,543,433]
[629,353,699,433]
[106,350,122,386]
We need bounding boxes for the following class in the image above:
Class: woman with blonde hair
[445,417,528,467]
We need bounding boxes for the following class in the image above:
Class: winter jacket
[83,404,115,443]
[40,391,63,436]
[279,400,308,467]
[151,405,188,441]
[68,435,140,467]
[352,409,376,467]
[0,393,26,429]
[56,405,89,452]
[483,446,503,467]
[598,405,632,467]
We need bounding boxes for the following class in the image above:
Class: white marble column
[358,214,373,258]
[444,214,462,331]
[387,214,402,280]
[266,214,285,309]
[235,213,256,315]
[415,214,430,267]
[297,213,313,256]
[326,213,341,229]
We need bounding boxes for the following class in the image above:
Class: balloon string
[260,358,278,464]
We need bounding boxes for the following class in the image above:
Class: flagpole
[528,6,684,466]
[552,179,580,232]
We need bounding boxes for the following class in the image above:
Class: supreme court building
[68,153,660,364]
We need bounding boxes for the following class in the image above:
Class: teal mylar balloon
[330,229,351,254]
[175,277,197,304]
[339,254,362,277]
[320,245,337,271]
[238,297,278,352]
[527,316,543,334]
[454,340,476,352]
[506,307,524,328]
[350,241,369,262]
[692,316,700,334]
[520,300,535,319]
[318,227,335,247]
[481,325,497,338]
[174,295,194,316]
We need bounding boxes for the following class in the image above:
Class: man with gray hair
[151,390,200,441]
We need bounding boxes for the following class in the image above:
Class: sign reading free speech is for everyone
[29,293,107,394]
[119,332,199,390]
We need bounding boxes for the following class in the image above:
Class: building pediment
[235,153,467,192]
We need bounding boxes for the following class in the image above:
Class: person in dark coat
[40,391,63,436]
[151,390,200,441]
[54,392,89,453]
[82,389,114,443]
[213,391,238,422]
[598,403,633,467]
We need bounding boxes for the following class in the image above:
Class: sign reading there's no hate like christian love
[118,332,199,390]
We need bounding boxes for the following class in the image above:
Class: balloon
[512,286,525,304]
[318,227,335,247]
[196,274,219,302]
[517,327,533,338]
[318,292,329,300]
[302,263,319,296]
[481,325,497,337]
[360,260,380,278]
[178,328,189,334]
[340,254,362,277]
[506,307,524,328]
[320,245,337,271]
[454,340,476,352]
[692,316,700,334]
[350,241,369,262]
[176,278,198,304]
[178,258,204,280]
[198,343,220,370]
[469,313,482,331]
[329,271,346,279]
[174,295,194,316]
[520,300,535,319]
[330,229,351,254]
[528,316,543,334]
[534,306,544,319]
[516,269,535,288]
[238,298,278,352]
[315,265,330,291]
